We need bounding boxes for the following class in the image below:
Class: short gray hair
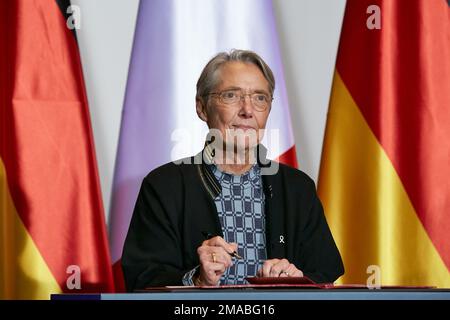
[196,49,275,103]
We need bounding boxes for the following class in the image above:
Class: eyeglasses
[207,89,273,112]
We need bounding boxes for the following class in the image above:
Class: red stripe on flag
[275,145,298,169]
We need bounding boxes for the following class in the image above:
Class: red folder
[140,276,435,291]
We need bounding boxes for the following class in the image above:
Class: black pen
[202,232,243,260]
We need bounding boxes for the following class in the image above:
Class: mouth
[232,125,257,131]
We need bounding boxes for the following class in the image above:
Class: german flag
[0,0,114,298]
[318,0,450,287]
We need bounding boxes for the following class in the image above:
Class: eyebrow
[220,86,242,91]
[220,87,270,95]
[252,89,270,95]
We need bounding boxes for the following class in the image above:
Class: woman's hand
[257,258,303,278]
[195,236,238,286]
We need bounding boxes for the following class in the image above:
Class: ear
[196,97,208,122]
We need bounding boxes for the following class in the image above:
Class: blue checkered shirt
[211,163,267,284]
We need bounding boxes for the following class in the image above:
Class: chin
[230,138,259,154]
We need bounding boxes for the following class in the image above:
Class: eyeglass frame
[204,88,273,112]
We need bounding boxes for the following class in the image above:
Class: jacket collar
[195,143,272,199]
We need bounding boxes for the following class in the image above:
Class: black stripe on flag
[55,0,77,38]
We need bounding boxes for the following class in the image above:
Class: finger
[198,244,232,265]
[204,236,236,255]
[287,263,296,276]
[202,248,233,268]
[278,262,302,277]
[201,262,226,285]
[285,264,303,277]
[256,268,262,277]
[269,258,290,277]
[199,250,230,273]
[213,247,233,267]
[197,245,227,286]
[280,263,294,277]
[229,242,239,253]
[229,242,240,258]
[261,261,272,277]
[261,259,279,277]
[199,272,221,286]
[279,271,289,277]
[207,261,226,275]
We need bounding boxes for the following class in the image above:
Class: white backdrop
[71,0,347,222]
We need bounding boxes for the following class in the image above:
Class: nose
[238,95,254,118]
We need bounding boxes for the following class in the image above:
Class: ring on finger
[211,252,217,263]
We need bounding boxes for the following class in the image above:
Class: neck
[214,146,256,175]
[217,162,254,175]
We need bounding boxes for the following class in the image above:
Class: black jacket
[122,149,344,291]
